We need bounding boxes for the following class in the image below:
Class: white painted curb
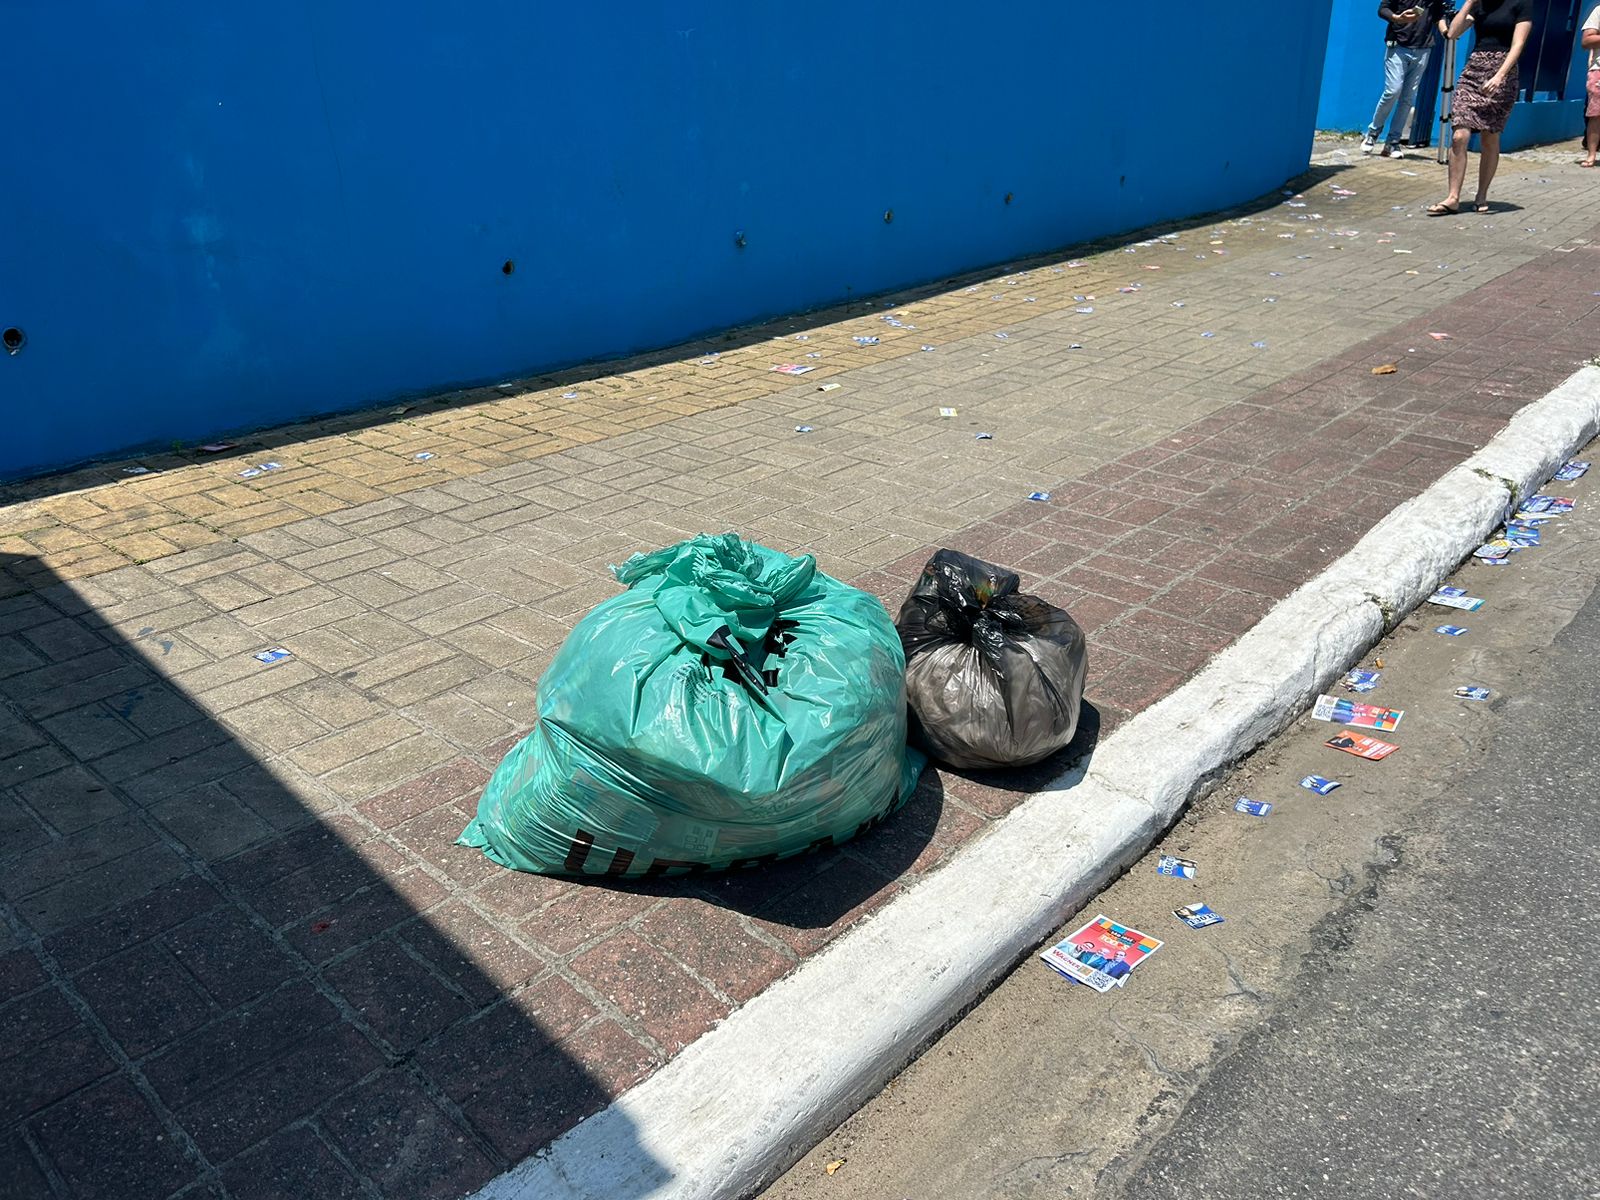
[472,366,1600,1200]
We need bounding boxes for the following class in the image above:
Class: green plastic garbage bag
[458,533,923,877]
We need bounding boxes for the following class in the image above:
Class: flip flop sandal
[1426,202,1459,215]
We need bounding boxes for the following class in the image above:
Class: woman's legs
[1474,131,1501,206]
[1440,125,1472,208]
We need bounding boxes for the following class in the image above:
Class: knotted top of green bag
[612,532,816,660]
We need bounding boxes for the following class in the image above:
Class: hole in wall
[883,209,894,224]
[2,327,23,355]
[501,260,515,275]
[1004,192,1014,205]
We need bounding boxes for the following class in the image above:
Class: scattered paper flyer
[1040,914,1162,993]
[1156,855,1197,879]
[772,364,814,375]
[1324,732,1399,760]
[793,425,814,433]
[939,407,958,418]
[1518,496,1574,517]
[1343,669,1381,693]
[1454,685,1491,700]
[1554,461,1589,481]
[1428,587,1484,612]
[1174,903,1224,930]
[1027,491,1052,502]
[1312,695,1403,732]
[1473,541,1513,561]
[1436,624,1468,636]
[1300,774,1341,794]
[1234,797,1272,816]
[253,647,292,665]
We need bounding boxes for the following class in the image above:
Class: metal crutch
[1436,28,1459,164]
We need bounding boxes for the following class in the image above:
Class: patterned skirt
[1452,48,1518,133]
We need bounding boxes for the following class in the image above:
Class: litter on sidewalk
[794,425,814,433]
[1300,775,1342,794]
[1039,914,1162,993]
[1435,624,1469,636]
[253,647,292,665]
[1518,495,1575,517]
[1173,903,1225,929]
[1156,855,1197,879]
[1312,695,1403,731]
[1324,732,1399,760]
[1428,587,1484,611]
[1454,686,1492,700]
[1027,491,1051,502]
[896,549,1087,769]
[1554,461,1590,481]
[457,534,923,878]
[1234,797,1272,816]
[772,364,814,375]
[1342,669,1381,692]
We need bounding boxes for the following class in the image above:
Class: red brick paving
[2,229,1597,1198]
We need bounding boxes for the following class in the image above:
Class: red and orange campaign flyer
[1324,732,1399,760]
[1312,695,1403,732]
[1040,914,1163,993]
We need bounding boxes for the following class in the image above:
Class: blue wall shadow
[3,1,1334,480]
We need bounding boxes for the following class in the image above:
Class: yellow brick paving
[0,160,1467,586]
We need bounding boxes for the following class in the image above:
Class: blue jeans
[1368,44,1433,145]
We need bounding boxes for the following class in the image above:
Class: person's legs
[1367,46,1407,146]
[1585,73,1600,166]
[1433,125,1471,211]
[1388,47,1431,153]
[1475,131,1501,206]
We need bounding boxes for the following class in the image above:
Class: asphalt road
[764,463,1600,1199]
[1123,560,1600,1199]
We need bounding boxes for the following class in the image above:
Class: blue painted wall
[4,2,1335,481]
[1318,0,1590,149]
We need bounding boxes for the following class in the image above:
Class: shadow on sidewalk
[585,700,1104,936]
[0,553,663,1200]
[941,699,1105,797]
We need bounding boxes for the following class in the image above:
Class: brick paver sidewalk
[4,143,1599,1198]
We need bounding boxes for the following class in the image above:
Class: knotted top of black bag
[898,549,1048,664]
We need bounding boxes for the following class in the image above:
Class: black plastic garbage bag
[896,549,1088,769]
